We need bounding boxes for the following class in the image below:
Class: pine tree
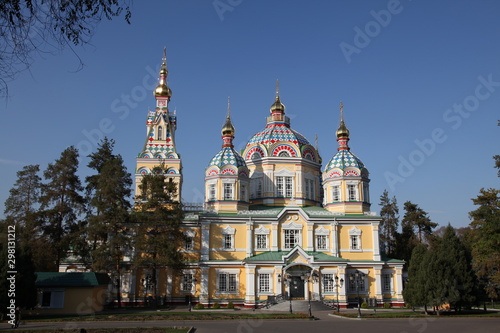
[132,165,185,307]
[403,244,429,310]
[468,188,500,299]
[379,190,399,256]
[85,138,132,308]
[427,225,476,313]
[402,201,438,244]
[40,146,85,270]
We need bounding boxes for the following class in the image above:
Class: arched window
[158,126,163,140]
[278,151,290,157]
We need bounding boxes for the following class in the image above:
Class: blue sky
[1,0,499,229]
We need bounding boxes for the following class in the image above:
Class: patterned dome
[325,150,365,171]
[246,123,310,149]
[209,147,246,168]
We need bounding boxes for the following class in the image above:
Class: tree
[132,166,185,306]
[379,190,399,256]
[403,243,429,311]
[40,146,85,270]
[85,138,132,308]
[4,165,41,242]
[0,0,131,98]
[402,201,438,244]
[468,188,500,299]
[428,225,476,313]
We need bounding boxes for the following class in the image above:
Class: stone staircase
[260,300,333,313]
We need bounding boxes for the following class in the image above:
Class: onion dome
[324,102,367,172]
[208,99,247,168]
[154,48,172,98]
[270,95,285,113]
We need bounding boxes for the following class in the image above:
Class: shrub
[194,303,204,310]
[213,302,221,309]
[361,302,368,309]
[384,303,392,309]
[227,301,234,309]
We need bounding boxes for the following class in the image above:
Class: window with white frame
[251,178,262,199]
[305,179,314,200]
[349,226,362,250]
[256,234,267,249]
[181,273,193,292]
[218,273,237,293]
[222,226,235,250]
[332,185,341,201]
[276,176,293,197]
[322,274,334,293]
[223,234,233,249]
[348,184,357,201]
[209,184,216,201]
[224,183,233,200]
[284,229,299,249]
[317,235,328,250]
[351,235,360,250]
[258,274,270,292]
[383,273,392,292]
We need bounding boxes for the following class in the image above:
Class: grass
[336,309,500,318]
[17,311,309,322]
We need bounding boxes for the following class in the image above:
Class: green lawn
[17,311,309,322]
[336,310,500,318]
[3,329,189,333]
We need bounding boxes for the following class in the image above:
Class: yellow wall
[36,287,107,315]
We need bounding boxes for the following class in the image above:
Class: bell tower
[135,48,182,201]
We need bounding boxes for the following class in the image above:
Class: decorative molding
[282,221,303,230]
[254,225,270,235]
[349,226,362,236]
[315,226,330,235]
[222,225,236,235]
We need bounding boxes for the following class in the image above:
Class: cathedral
[127,51,405,308]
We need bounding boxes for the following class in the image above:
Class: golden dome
[336,120,350,138]
[270,95,285,113]
[222,116,235,136]
[154,62,172,97]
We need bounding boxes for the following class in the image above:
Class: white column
[246,219,253,257]
[307,223,314,251]
[271,222,279,251]
[331,219,338,257]
[338,265,347,307]
[395,267,403,298]
[372,222,381,261]
[274,266,283,295]
[245,265,256,305]
[374,266,382,302]
[201,222,210,261]
[166,271,172,301]
[312,267,320,300]
[200,266,209,303]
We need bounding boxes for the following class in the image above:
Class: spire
[270,79,285,115]
[222,97,235,148]
[336,101,350,151]
[154,47,172,98]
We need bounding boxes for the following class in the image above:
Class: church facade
[126,52,405,308]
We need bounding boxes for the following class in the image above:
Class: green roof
[245,250,349,262]
[36,272,110,288]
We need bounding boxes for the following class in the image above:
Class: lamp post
[302,271,319,318]
[349,271,365,318]
[188,277,198,312]
[333,275,344,313]
[283,273,293,314]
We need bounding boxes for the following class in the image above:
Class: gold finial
[154,47,172,98]
[336,101,350,138]
[222,97,235,136]
[270,80,285,113]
